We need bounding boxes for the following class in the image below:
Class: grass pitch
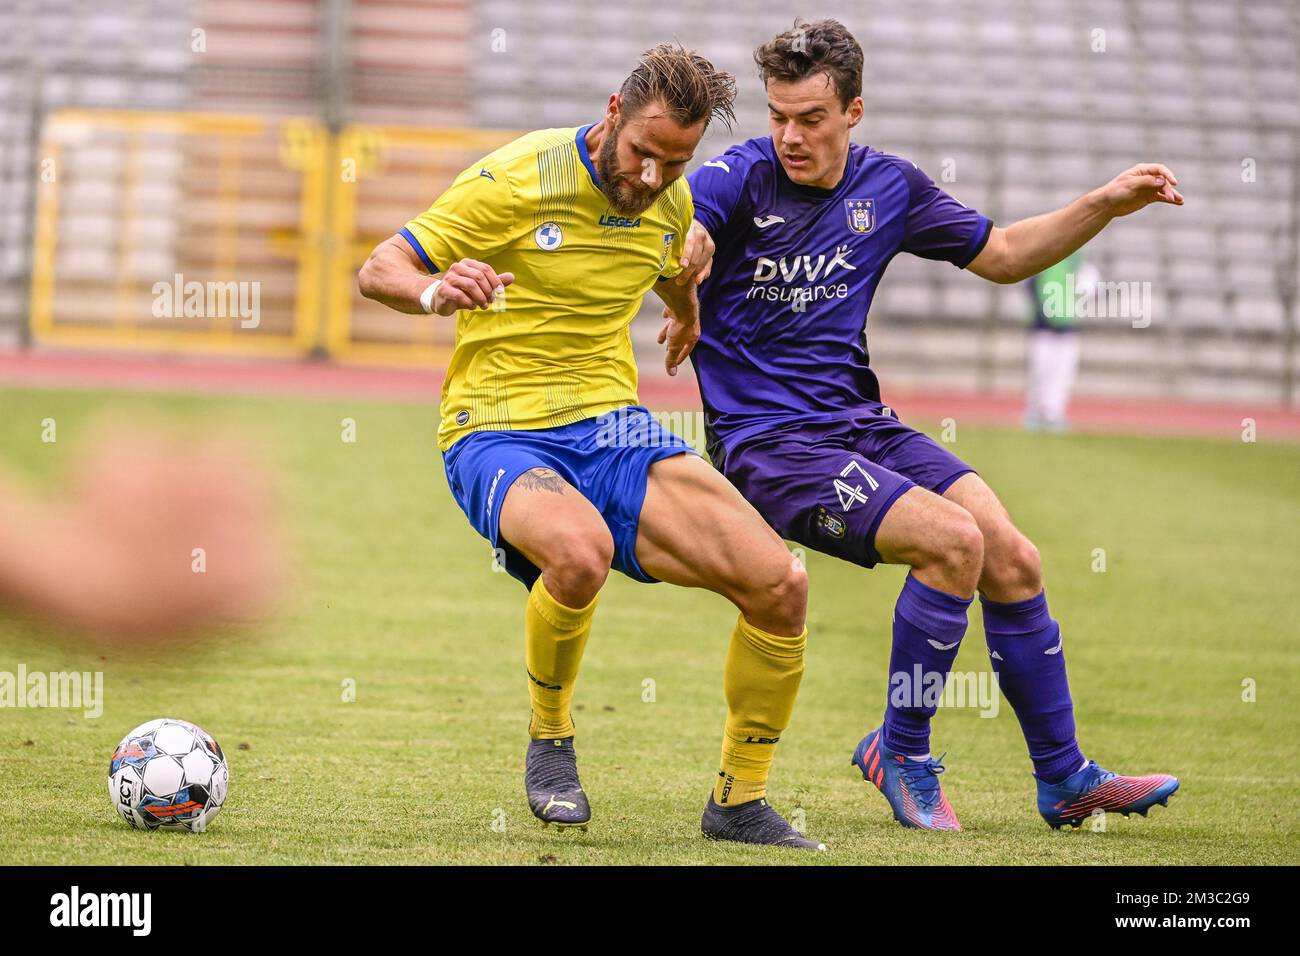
[1,384,1297,865]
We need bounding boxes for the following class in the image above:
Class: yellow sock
[713,614,807,806]
[525,576,597,739]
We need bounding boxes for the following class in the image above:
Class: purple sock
[982,591,1085,783]
[881,574,973,756]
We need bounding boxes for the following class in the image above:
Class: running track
[2,350,1298,443]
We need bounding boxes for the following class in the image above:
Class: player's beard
[595,122,667,216]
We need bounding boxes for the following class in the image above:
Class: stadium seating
[0,0,1296,404]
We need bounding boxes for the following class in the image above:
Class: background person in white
[1024,251,1099,432]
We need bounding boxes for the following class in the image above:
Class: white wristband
[419,278,443,314]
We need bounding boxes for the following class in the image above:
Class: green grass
[1,385,1297,865]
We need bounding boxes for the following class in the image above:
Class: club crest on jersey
[660,232,675,270]
[814,505,847,539]
[845,198,875,235]
[534,222,563,250]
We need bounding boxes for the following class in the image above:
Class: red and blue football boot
[851,726,961,831]
[1037,759,1179,829]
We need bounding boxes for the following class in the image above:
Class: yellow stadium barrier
[30,109,520,366]
[328,124,522,366]
[30,109,331,357]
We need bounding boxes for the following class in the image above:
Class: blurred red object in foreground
[0,424,284,643]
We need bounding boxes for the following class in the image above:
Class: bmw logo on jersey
[534,222,563,250]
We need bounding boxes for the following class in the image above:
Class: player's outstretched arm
[652,217,713,375]
[968,163,1185,284]
[358,235,514,315]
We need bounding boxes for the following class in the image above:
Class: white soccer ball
[108,718,229,832]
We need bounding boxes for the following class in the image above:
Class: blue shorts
[442,406,699,589]
[714,405,975,569]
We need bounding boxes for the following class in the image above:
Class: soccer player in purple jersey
[671,19,1182,830]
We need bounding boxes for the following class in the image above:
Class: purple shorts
[716,406,975,569]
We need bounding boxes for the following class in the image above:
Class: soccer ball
[108,718,229,832]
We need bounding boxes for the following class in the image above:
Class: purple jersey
[688,137,992,453]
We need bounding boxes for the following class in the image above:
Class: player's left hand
[658,304,700,377]
[1101,163,1185,217]
[674,219,715,286]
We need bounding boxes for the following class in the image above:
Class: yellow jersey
[401,125,693,450]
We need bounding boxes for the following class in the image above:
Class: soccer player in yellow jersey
[359,45,824,849]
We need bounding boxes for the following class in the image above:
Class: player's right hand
[433,259,515,315]
[1100,163,1184,217]
[658,304,700,377]
[675,219,715,286]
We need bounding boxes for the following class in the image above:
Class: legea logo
[598,214,641,228]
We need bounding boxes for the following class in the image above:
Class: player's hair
[753,17,863,109]
[619,43,737,132]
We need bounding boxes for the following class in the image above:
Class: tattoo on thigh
[517,467,566,494]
